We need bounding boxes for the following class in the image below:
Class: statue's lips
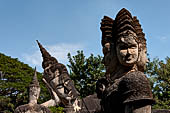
[126,58,131,61]
[124,55,132,62]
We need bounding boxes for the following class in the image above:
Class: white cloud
[160,36,168,41]
[23,43,84,71]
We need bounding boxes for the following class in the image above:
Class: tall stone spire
[36,40,58,69]
[36,40,51,60]
[30,67,40,87]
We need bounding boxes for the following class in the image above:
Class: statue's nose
[127,48,132,54]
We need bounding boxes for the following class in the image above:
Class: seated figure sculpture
[14,68,51,113]
[96,8,154,113]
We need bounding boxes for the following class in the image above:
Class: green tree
[67,50,105,97]
[146,57,170,109]
[0,53,50,113]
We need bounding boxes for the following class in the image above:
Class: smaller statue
[37,40,101,113]
[14,68,51,113]
[36,40,80,112]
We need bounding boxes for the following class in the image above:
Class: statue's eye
[131,46,136,49]
[45,69,50,73]
[119,45,127,50]
[130,44,137,49]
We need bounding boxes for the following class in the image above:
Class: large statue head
[116,30,139,67]
[114,9,139,68]
[101,8,147,75]
[36,40,59,81]
[100,16,118,76]
[29,68,40,104]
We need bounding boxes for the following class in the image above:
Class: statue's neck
[110,64,137,81]
[29,99,37,105]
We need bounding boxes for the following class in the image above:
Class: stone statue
[96,8,154,113]
[37,40,101,113]
[13,8,168,113]
[14,68,51,113]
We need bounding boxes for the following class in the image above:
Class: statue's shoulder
[121,71,148,84]
[14,104,51,113]
[14,104,30,113]
[118,71,154,104]
[37,104,52,113]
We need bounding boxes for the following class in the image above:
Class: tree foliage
[146,57,170,109]
[67,50,105,97]
[0,53,50,113]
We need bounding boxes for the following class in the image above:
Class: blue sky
[0,0,170,72]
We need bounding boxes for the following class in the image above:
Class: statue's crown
[29,67,40,87]
[101,8,146,47]
[36,40,58,69]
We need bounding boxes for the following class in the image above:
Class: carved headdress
[133,16,146,48]
[114,8,136,40]
[29,67,40,87]
[101,8,146,50]
[36,40,58,69]
[100,16,114,47]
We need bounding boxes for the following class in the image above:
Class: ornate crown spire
[36,40,58,69]
[36,40,51,60]
[100,8,147,45]
[30,67,40,87]
[114,8,136,37]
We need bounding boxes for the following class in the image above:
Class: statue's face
[102,43,117,74]
[102,43,111,68]
[138,47,148,71]
[141,48,148,65]
[29,86,40,101]
[116,34,138,66]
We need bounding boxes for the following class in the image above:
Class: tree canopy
[67,50,105,97]
[146,57,170,109]
[0,53,50,113]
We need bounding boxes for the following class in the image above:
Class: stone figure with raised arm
[96,8,154,113]
[14,68,51,113]
[37,41,101,113]
[36,40,79,109]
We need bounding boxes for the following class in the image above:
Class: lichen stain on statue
[14,68,51,113]
[97,8,154,113]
